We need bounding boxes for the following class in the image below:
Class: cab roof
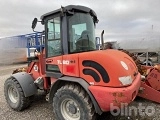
[40,5,98,22]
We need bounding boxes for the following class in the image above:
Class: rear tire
[53,83,96,120]
[4,77,31,111]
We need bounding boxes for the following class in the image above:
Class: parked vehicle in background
[0,32,44,65]
[136,52,158,66]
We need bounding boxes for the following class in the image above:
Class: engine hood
[78,49,138,87]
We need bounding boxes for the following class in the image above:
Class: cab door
[45,16,63,78]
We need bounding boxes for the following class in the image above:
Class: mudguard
[49,76,102,115]
[11,72,37,97]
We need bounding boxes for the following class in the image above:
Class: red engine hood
[78,49,138,87]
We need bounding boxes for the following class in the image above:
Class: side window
[69,23,87,52]
[47,17,61,57]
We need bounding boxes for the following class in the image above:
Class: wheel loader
[4,5,160,120]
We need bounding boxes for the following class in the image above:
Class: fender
[11,72,37,97]
[49,76,102,115]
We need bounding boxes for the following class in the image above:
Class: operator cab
[40,5,98,57]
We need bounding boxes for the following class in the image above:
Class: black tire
[4,77,31,111]
[53,83,96,120]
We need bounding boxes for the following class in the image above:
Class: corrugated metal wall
[0,35,27,65]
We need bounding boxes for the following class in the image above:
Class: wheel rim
[8,85,18,103]
[61,98,80,120]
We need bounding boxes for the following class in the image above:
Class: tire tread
[4,77,31,111]
[53,83,96,120]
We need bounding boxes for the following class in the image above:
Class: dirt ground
[0,64,160,120]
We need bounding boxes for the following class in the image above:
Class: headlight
[119,75,133,85]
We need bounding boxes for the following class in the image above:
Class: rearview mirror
[32,18,38,30]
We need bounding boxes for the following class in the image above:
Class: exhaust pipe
[101,30,104,49]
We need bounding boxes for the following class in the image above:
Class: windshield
[68,13,96,53]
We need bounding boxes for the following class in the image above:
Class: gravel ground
[0,64,160,120]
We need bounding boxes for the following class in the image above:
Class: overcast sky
[0,0,160,41]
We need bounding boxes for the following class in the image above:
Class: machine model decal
[82,60,110,83]
[70,60,75,63]
[57,60,70,65]
[57,60,76,65]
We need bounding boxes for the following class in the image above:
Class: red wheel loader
[4,5,156,120]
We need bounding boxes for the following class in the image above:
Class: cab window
[47,17,62,57]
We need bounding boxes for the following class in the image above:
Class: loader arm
[138,65,160,103]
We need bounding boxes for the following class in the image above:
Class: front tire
[53,83,96,120]
[4,77,31,111]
